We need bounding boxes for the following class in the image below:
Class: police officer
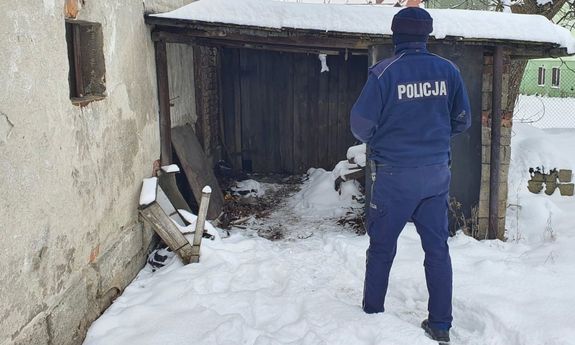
[350,7,471,344]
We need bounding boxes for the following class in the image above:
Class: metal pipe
[154,40,173,166]
[488,46,504,239]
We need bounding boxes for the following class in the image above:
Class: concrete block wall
[0,1,194,344]
[476,53,514,240]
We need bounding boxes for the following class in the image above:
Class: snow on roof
[151,0,575,53]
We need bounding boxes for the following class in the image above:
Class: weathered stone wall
[0,1,194,344]
[476,53,514,240]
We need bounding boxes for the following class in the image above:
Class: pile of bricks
[528,168,574,196]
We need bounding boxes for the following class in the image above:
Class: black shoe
[421,319,450,344]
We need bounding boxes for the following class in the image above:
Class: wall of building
[0,1,194,344]
[520,58,575,98]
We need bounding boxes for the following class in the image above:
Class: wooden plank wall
[193,46,222,165]
[221,48,367,174]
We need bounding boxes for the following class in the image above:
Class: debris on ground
[215,171,366,240]
[337,209,366,235]
[217,174,303,231]
[147,247,173,271]
[231,179,265,197]
[257,224,285,241]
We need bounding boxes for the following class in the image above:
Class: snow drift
[84,124,575,345]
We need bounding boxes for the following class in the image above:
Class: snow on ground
[84,124,575,345]
[507,123,575,243]
[514,95,575,129]
[139,177,157,206]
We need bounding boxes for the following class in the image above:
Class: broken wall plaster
[0,112,14,145]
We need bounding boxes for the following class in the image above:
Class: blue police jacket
[350,41,471,167]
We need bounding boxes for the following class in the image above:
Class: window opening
[65,20,106,105]
[537,66,546,86]
[551,67,560,88]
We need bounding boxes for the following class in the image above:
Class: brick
[501,72,510,91]
[479,181,509,201]
[502,113,513,128]
[476,217,489,239]
[481,145,511,165]
[475,216,506,240]
[481,163,510,182]
[482,127,512,146]
[481,111,491,128]
[498,217,507,240]
[495,163,510,181]
[482,80,492,93]
[482,149,490,164]
[481,163,490,182]
[503,145,512,165]
[480,184,489,202]
[479,202,489,218]
[482,127,491,145]
[482,93,492,111]
[500,134,511,146]
[478,200,506,218]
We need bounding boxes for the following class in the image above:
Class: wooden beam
[139,202,193,264]
[190,187,211,263]
[146,16,567,58]
[171,124,225,220]
[151,24,381,50]
[154,40,173,166]
[72,24,85,97]
[153,31,353,55]
[488,45,504,240]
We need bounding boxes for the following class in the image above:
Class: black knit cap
[391,7,433,45]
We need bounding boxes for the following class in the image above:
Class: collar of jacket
[394,41,428,54]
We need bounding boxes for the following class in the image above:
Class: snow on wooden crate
[139,178,195,264]
[139,177,158,207]
[151,0,575,53]
[161,164,181,174]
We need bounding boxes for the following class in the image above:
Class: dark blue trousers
[363,163,453,330]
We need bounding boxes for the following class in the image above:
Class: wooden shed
[145,0,572,238]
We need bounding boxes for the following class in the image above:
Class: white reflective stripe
[377,52,407,79]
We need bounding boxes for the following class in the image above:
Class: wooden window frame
[65,20,106,106]
[537,66,546,87]
[551,67,560,88]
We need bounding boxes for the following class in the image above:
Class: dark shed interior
[221,48,367,173]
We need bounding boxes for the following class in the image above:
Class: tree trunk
[511,0,567,19]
